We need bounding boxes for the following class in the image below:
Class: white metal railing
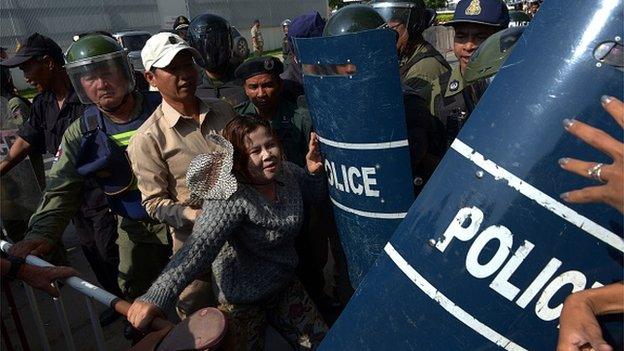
[1,240,118,351]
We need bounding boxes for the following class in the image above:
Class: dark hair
[222,115,283,182]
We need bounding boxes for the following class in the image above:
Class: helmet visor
[374,6,412,27]
[66,52,135,105]
[196,27,232,70]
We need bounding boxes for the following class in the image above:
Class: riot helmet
[370,0,435,38]
[463,25,525,110]
[188,13,233,71]
[323,4,386,37]
[65,34,135,107]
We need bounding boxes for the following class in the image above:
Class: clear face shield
[373,5,412,29]
[197,26,232,70]
[65,51,135,105]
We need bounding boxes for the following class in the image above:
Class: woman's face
[244,126,282,184]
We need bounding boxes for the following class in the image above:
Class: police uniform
[427,0,510,148]
[234,57,312,166]
[429,66,469,147]
[399,41,452,100]
[196,64,248,108]
[23,92,171,299]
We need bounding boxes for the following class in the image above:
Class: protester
[128,116,328,349]
[557,95,624,350]
[128,32,236,318]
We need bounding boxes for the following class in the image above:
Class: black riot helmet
[188,13,233,71]
[323,4,386,37]
[370,0,435,38]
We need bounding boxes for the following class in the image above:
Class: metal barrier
[0,240,118,351]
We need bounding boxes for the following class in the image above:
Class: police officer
[428,0,510,148]
[235,57,311,167]
[1,33,125,325]
[324,4,446,190]
[370,0,451,99]
[173,15,190,41]
[463,26,526,111]
[9,35,171,308]
[188,13,248,107]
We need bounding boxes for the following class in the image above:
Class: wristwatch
[6,256,25,281]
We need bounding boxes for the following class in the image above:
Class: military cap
[174,15,190,31]
[445,0,510,28]
[234,57,284,81]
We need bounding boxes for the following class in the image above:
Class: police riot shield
[295,29,415,287]
[319,0,624,349]
[0,98,43,230]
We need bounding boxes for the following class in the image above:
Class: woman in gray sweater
[128,116,328,349]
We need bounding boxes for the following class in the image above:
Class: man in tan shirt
[127,32,236,317]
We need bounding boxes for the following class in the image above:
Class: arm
[1,258,78,297]
[557,282,623,351]
[0,136,32,176]
[286,133,326,205]
[9,120,86,258]
[127,133,198,229]
[127,194,244,330]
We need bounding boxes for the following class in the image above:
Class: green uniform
[24,94,170,299]
[236,98,312,167]
[399,41,451,101]
[428,65,469,148]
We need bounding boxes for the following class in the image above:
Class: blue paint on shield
[295,29,415,286]
[320,0,624,349]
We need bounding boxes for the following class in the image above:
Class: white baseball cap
[141,32,203,71]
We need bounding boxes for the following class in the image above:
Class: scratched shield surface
[320,0,624,349]
[295,29,416,287]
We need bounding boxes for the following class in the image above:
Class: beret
[234,57,284,81]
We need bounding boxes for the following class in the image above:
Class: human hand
[19,265,78,297]
[127,300,164,332]
[556,288,617,351]
[306,132,323,175]
[559,95,624,213]
[9,239,56,258]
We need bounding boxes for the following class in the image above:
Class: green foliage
[436,13,454,23]
[19,88,37,100]
[425,0,448,9]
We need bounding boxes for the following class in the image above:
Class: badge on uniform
[53,146,63,164]
[264,58,274,71]
[465,0,482,16]
[449,80,460,92]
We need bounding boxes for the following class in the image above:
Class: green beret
[234,57,284,80]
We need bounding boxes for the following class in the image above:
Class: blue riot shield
[295,29,415,286]
[319,0,624,350]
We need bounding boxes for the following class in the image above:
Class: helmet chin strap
[99,92,130,114]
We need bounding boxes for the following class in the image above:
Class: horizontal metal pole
[0,240,119,307]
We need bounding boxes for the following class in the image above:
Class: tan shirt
[127,97,236,241]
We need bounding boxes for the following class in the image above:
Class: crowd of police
[0,0,621,350]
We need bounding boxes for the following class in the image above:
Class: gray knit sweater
[139,161,325,309]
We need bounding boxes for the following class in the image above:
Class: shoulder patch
[449,80,460,92]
